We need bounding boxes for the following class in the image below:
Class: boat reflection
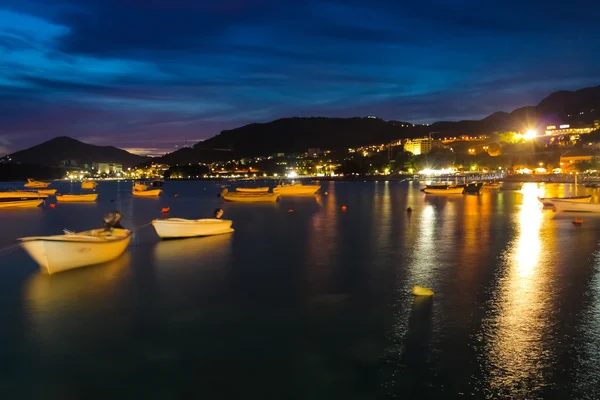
[24,253,131,345]
[152,234,233,281]
[483,182,552,397]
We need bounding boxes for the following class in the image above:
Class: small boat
[235,187,269,193]
[538,195,592,207]
[573,218,583,226]
[81,181,98,189]
[273,182,320,195]
[38,189,57,195]
[463,182,484,194]
[0,191,46,208]
[19,228,131,274]
[133,183,149,191]
[221,189,279,202]
[485,182,502,189]
[132,188,162,197]
[24,179,50,188]
[56,193,98,202]
[423,184,464,194]
[152,218,234,239]
[550,201,600,213]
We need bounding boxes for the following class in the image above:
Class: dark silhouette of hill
[6,136,148,168]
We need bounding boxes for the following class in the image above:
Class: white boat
[538,195,592,206]
[423,185,464,194]
[152,218,234,239]
[550,201,600,213]
[133,188,162,197]
[236,187,269,193]
[56,193,98,202]
[24,179,50,188]
[38,189,57,195]
[273,183,320,195]
[0,191,46,208]
[0,199,44,208]
[81,181,98,189]
[19,228,132,274]
[221,189,279,202]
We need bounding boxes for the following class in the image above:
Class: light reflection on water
[482,183,553,398]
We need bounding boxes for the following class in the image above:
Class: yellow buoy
[412,286,434,296]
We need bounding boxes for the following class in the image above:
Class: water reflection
[24,253,131,346]
[483,182,552,397]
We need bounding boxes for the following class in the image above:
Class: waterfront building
[545,120,600,136]
[93,162,123,174]
[403,137,444,155]
[560,149,600,164]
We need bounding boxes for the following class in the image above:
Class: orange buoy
[341,205,347,211]
[49,203,56,208]
[325,191,328,195]
[161,207,170,213]
[288,209,294,213]
[174,194,179,197]
[573,218,583,226]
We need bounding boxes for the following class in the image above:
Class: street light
[525,129,537,139]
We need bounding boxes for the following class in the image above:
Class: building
[560,150,600,165]
[307,148,321,157]
[93,162,123,174]
[545,120,600,136]
[403,138,444,155]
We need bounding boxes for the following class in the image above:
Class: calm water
[1,180,600,399]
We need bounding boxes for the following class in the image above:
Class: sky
[0,0,599,156]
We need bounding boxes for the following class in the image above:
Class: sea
[0,180,600,399]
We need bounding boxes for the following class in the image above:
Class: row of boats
[220,182,321,202]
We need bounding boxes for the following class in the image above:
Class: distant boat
[550,201,600,213]
[423,184,464,194]
[538,195,592,206]
[56,193,98,202]
[236,187,269,193]
[484,182,502,189]
[133,188,162,197]
[24,179,50,188]
[19,228,131,274]
[152,218,234,239]
[273,182,320,195]
[150,180,164,187]
[221,189,279,202]
[0,191,46,208]
[81,181,98,189]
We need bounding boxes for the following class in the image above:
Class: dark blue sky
[1,0,599,155]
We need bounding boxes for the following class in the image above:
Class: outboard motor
[214,208,224,219]
[104,211,124,230]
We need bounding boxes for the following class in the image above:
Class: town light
[525,129,537,139]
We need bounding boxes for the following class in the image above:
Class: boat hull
[273,184,320,195]
[133,189,162,197]
[56,194,98,202]
[0,199,44,209]
[538,195,592,206]
[38,189,57,195]
[152,218,234,239]
[236,187,269,193]
[19,229,131,274]
[221,189,279,202]
[423,186,464,194]
[550,201,600,213]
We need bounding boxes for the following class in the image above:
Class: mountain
[6,136,148,168]
[161,85,599,163]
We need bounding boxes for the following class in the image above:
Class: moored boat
[133,188,162,197]
[538,195,592,207]
[423,184,464,194]
[152,218,234,239]
[484,182,502,189]
[273,182,320,195]
[19,228,131,274]
[0,191,46,208]
[235,187,269,193]
[463,182,484,194]
[81,180,98,189]
[56,193,98,202]
[550,201,600,213]
[38,189,57,195]
[221,189,279,202]
[24,179,50,188]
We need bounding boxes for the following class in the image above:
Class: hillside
[156,86,599,163]
[6,136,148,168]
